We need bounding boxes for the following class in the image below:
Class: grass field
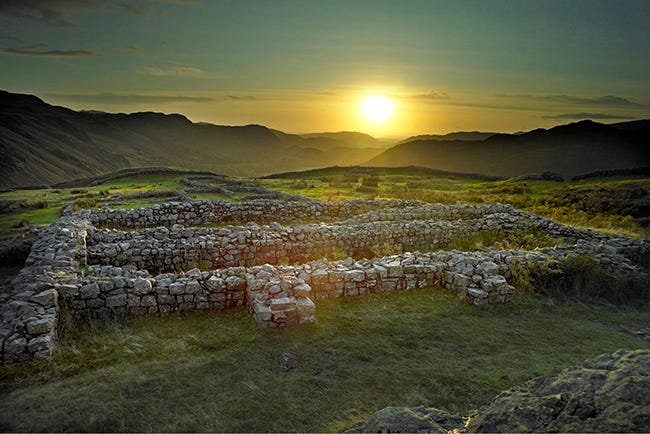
[1,166,648,432]
[1,167,648,239]
[1,288,648,432]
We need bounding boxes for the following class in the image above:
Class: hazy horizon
[2,0,649,136]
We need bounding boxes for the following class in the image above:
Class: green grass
[1,289,648,432]
[1,168,648,238]
[257,171,650,238]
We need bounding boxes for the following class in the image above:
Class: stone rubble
[1,199,648,363]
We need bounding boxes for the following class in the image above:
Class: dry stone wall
[2,199,648,363]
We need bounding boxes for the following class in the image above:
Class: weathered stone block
[293,283,312,297]
[4,336,27,355]
[30,289,58,307]
[225,275,246,291]
[26,317,53,335]
[134,278,153,295]
[344,270,365,282]
[27,335,52,353]
[86,298,104,309]
[80,282,100,299]
[205,275,224,291]
[141,295,156,307]
[311,270,329,285]
[468,287,488,299]
[185,280,202,294]
[270,297,296,311]
[169,282,185,295]
[106,294,127,307]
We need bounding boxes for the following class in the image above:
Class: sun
[362,96,394,123]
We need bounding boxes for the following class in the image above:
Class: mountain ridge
[368,119,649,178]
[1,90,648,188]
[0,90,385,188]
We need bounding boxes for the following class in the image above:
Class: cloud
[137,66,207,78]
[3,45,100,56]
[405,91,451,100]
[118,0,197,18]
[46,93,213,104]
[0,0,95,27]
[225,95,259,101]
[0,0,195,27]
[107,44,143,51]
[542,112,635,120]
[499,94,648,108]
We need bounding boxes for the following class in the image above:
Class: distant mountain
[0,90,385,188]
[368,120,650,178]
[399,131,498,143]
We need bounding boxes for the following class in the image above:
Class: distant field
[1,166,648,239]
[258,166,650,238]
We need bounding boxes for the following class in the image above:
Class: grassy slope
[2,167,648,238]
[258,167,650,238]
[1,167,649,431]
[1,289,648,432]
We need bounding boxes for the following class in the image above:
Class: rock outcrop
[346,349,650,433]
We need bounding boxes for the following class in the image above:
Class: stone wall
[2,199,648,363]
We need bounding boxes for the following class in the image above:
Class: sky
[1,0,649,137]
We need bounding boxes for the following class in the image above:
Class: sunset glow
[362,96,394,123]
[0,1,648,136]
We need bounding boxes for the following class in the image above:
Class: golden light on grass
[361,95,394,123]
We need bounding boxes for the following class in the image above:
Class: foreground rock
[346,349,650,433]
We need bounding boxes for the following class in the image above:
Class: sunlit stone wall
[1,200,648,364]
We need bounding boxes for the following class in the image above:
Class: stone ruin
[1,198,648,363]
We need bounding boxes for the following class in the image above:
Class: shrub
[356,185,378,194]
[73,197,99,210]
[11,219,30,228]
[360,176,381,188]
[28,200,48,209]
[537,255,649,307]
[71,189,88,195]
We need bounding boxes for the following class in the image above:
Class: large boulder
[345,406,465,433]
[345,349,650,433]
[467,348,650,433]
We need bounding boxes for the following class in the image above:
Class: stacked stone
[67,265,248,321]
[246,265,315,328]
[3,199,649,364]
[276,252,519,305]
[1,212,91,363]
[85,216,515,273]
[89,199,427,228]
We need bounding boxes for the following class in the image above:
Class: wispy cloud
[119,0,197,17]
[542,112,635,120]
[107,44,143,51]
[3,44,100,56]
[224,95,259,101]
[404,91,451,100]
[46,93,213,104]
[0,0,195,27]
[499,94,648,108]
[136,66,207,78]
[0,0,95,27]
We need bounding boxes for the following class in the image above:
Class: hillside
[0,91,385,188]
[398,131,498,143]
[368,120,650,178]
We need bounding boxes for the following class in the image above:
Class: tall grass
[1,290,648,432]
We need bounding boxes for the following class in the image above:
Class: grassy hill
[0,91,386,188]
[368,120,650,179]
